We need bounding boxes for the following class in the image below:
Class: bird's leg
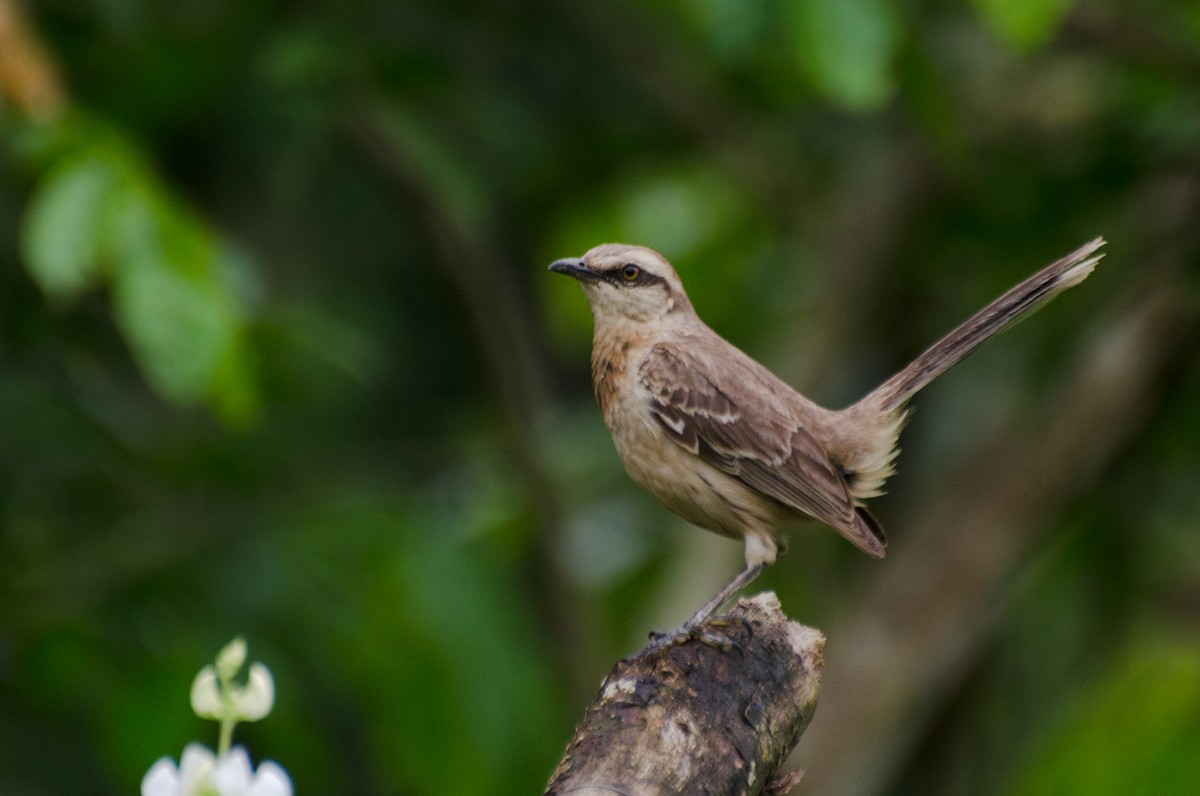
[642,563,767,653]
[677,562,767,637]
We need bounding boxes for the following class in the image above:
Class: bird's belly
[608,409,783,541]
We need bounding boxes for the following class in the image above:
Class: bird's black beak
[548,258,602,283]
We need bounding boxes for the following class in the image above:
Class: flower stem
[218,713,235,757]
[217,663,238,757]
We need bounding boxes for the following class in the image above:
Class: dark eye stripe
[601,265,667,288]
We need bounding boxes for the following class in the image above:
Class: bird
[549,237,1105,635]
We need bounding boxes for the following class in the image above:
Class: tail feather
[864,237,1105,413]
[832,506,888,559]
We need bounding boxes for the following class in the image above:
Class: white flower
[213,746,293,796]
[141,743,216,796]
[146,639,288,796]
[140,743,293,796]
[190,655,274,723]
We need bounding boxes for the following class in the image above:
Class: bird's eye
[621,264,641,282]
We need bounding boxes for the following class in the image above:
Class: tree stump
[545,592,824,796]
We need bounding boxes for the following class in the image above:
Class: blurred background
[1,0,1198,793]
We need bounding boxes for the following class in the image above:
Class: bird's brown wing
[640,343,886,557]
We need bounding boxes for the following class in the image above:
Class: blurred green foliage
[20,115,260,423]
[1020,637,1200,794]
[0,1,1198,794]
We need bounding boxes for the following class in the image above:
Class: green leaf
[97,159,258,413]
[20,155,117,300]
[208,329,262,427]
[972,0,1077,50]
[112,252,241,405]
[786,0,902,111]
[18,117,263,422]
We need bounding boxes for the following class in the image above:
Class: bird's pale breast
[593,329,788,544]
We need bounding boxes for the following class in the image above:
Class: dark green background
[2,1,1198,793]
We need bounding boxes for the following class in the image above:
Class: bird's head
[548,244,693,324]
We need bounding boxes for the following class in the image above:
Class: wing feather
[639,343,884,556]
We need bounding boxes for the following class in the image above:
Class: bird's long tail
[862,237,1106,414]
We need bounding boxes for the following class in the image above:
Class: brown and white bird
[550,238,1105,633]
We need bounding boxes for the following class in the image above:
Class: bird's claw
[643,616,749,655]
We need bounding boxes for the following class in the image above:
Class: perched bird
[550,238,1105,634]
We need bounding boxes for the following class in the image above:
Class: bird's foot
[692,618,747,654]
[643,616,750,655]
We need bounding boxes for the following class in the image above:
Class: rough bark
[545,593,823,796]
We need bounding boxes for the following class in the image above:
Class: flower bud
[215,637,247,682]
